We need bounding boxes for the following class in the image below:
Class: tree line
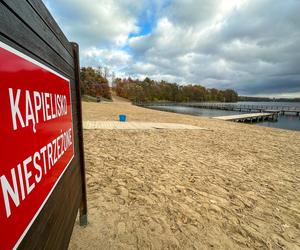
[79,67,239,103]
[80,67,111,100]
[239,96,300,102]
[114,77,238,103]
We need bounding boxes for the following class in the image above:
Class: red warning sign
[0,41,74,249]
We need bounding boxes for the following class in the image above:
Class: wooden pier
[213,113,278,123]
[138,102,300,116]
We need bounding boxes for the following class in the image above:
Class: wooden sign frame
[0,1,87,249]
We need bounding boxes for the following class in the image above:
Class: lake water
[148,102,300,132]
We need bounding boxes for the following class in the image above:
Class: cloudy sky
[44,0,300,97]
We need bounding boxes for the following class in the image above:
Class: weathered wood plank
[26,0,73,55]
[72,43,88,226]
[0,2,73,78]
[0,34,72,83]
[2,0,74,68]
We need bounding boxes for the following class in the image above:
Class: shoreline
[140,103,300,132]
[69,100,300,249]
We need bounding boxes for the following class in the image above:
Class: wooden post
[71,42,88,226]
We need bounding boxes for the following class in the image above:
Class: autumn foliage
[80,67,111,100]
[115,77,238,103]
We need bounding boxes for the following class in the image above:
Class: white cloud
[127,0,300,95]
[44,0,300,96]
[82,47,131,75]
[44,0,141,47]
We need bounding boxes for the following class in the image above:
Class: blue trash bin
[119,114,126,122]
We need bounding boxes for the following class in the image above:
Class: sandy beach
[69,99,300,249]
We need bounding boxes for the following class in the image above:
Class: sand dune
[69,101,300,249]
